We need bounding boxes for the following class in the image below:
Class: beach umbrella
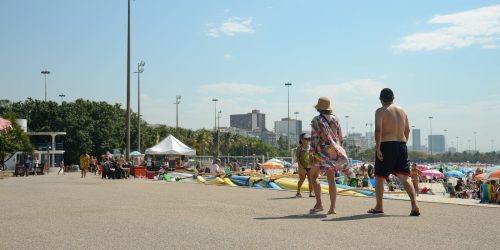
[458,167,473,174]
[0,118,12,132]
[267,158,284,164]
[474,173,486,181]
[282,160,292,166]
[416,164,430,171]
[443,170,464,178]
[484,166,500,173]
[482,169,500,180]
[261,161,284,169]
[421,169,443,178]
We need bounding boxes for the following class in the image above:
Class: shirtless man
[368,88,420,216]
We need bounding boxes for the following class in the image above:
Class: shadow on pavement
[268,196,299,200]
[322,214,407,222]
[255,214,327,220]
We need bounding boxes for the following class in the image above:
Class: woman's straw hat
[314,97,332,111]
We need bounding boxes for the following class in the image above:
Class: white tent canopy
[145,135,196,156]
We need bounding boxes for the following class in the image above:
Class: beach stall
[144,135,196,178]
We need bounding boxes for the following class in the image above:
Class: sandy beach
[0,172,498,250]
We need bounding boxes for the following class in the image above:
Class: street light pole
[474,131,477,152]
[41,70,50,101]
[285,83,292,153]
[174,95,181,136]
[218,110,221,156]
[429,116,433,159]
[344,115,350,145]
[294,111,299,143]
[444,129,448,153]
[125,0,131,162]
[456,136,459,152]
[134,60,145,152]
[212,98,218,156]
[58,94,65,103]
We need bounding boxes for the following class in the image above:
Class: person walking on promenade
[410,163,420,196]
[309,97,348,215]
[368,88,420,216]
[79,152,90,178]
[58,159,65,175]
[295,133,314,198]
[24,155,31,177]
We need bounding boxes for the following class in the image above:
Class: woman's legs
[309,165,322,211]
[326,168,337,214]
[306,170,314,197]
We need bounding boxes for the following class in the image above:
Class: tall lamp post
[428,116,433,159]
[444,129,448,153]
[212,98,218,156]
[474,132,477,152]
[58,94,65,103]
[294,111,299,143]
[344,115,350,145]
[125,0,132,162]
[456,136,459,152]
[41,70,50,101]
[174,95,181,136]
[285,82,292,153]
[218,110,222,156]
[134,60,145,152]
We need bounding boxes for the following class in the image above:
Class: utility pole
[285,82,292,153]
[174,95,181,136]
[134,60,145,152]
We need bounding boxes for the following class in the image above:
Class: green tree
[0,113,34,170]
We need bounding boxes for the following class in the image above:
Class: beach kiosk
[144,135,196,178]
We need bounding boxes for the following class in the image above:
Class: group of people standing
[294,89,420,216]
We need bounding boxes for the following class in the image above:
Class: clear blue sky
[1,0,499,152]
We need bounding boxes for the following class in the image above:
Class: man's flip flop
[410,208,420,216]
[367,208,384,214]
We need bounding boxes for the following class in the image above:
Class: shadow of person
[323,214,407,222]
[255,214,327,220]
[268,196,300,200]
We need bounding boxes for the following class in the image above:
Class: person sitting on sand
[410,163,420,196]
[211,159,222,176]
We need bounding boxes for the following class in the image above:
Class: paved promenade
[1,172,498,249]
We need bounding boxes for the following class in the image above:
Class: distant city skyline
[1,1,499,152]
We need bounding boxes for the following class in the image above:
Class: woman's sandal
[367,208,384,214]
[410,208,420,216]
[309,207,324,213]
[327,209,336,215]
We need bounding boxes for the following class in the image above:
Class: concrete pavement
[0,172,498,249]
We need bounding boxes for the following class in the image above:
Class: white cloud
[307,79,385,99]
[394,4,500,51]
[207,17,255,38]
[482,44,498,49]
[207,24,219,38]
[223,54,233,60]
[199,82,271,95]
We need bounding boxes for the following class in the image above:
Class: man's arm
[374,109,383,161]
[404,114,410,141]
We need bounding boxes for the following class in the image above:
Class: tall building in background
[274,118,302,144]
[428,135,445,153]
[412,129,421,152]
[230,109,266,131]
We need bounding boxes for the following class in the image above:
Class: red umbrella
[0,118,12,132]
